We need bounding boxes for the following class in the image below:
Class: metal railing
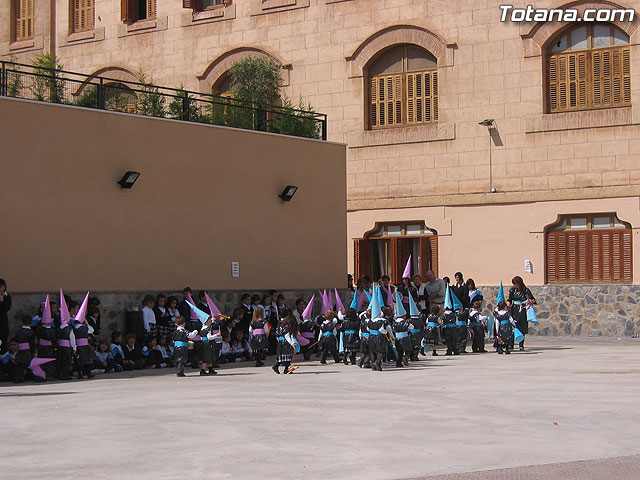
[0,61,327,140]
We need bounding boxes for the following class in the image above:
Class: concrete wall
[0,97,347,292]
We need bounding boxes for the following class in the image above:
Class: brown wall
[0,97,347,292]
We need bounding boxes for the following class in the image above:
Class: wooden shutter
[547,229,632,284]
[354,239,371,283]
[419,236,432,280]
[15,0,34,41]
[370,74,402,128]
[406,70,438,125]
[121,0,135,21]
[548,52,587,113]
[147,0,157,18]
[73,0,95,33]
[391,238,407,284]
[592,46,631,109]
[428,236,438,278]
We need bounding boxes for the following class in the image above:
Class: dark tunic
[35,324,56,359]
[340,317,360,352]
[299,318,317,343]
[275,325,294,362]
[172,328,190,364]
[508,287,535,335]
[199,325,215,364]
[57,324,74,363]
[424,314,440,345]
[366,317,388,354]
[495,311,514,342]
[392,318,413,352]
[15,326,35,367]
[318,318,338,350]
[455,309,469,349]
[359,313,370,353]
[73,321,93,365]
[250,320,270,351]
[410,314,425,349]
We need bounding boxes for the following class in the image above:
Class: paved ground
[1,338,639,479]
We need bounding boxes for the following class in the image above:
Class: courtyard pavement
[1,337,639,479]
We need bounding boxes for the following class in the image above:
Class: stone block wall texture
[6,285,640,338]
[2,0,640,209]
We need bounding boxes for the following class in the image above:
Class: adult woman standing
[450,272,471,309]
[508,276,536,351]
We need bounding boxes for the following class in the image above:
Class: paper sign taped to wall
[232,262,239,278]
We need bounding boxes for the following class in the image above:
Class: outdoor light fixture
[479,119,497,193]
[118,171,140,189]
[279,185,298,202]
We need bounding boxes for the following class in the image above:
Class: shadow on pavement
[0,391,77,397]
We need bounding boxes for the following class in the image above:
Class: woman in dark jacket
[507,276,536,351]
[450,272,470,309]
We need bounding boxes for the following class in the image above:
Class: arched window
[104,83,137,113]
[354,222,438,283]
[546,213,632,283]
[547,24,630,113]
[368,45,438,129]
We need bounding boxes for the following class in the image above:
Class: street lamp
[478,119,496,193]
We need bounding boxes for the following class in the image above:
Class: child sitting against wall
[218,332,234,364]
[157,335,173,366]
[142,336,167,369]
[110,331,125,372]
[93,339,115,374]
[123,334,145,370]
[231,330,253,362]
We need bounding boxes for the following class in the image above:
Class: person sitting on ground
[93,339,115,374]
[142,336,167,369]
[231,330,253,362]
[157,335,173,366]
[218,331,234,364]
[0,338,18,382]
[123,333,145,370]
[110,331,125,372]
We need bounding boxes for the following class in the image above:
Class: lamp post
[478,119,496,193]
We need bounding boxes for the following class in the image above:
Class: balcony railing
[0,61,327,140]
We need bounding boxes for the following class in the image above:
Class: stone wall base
[5,285,639,339]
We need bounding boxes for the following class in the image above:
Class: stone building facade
[3,0,640,304]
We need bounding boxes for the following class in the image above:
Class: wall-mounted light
[118,171,140,189]
[478,119,497,193]
[279,185,298,202]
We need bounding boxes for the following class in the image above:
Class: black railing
[0,61,327,140]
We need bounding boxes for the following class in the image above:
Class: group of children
[1,276,537,382]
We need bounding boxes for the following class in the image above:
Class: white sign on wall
[524,259,532,273]
[232,262,240,278]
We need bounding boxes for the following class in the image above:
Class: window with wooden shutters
[122,0,156,22]
[355,222,438,284]
[72,0,95,33]
[546,213,632,284]
[13,0,34,41]
[547,24,631,113]
[368,45,438,129]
